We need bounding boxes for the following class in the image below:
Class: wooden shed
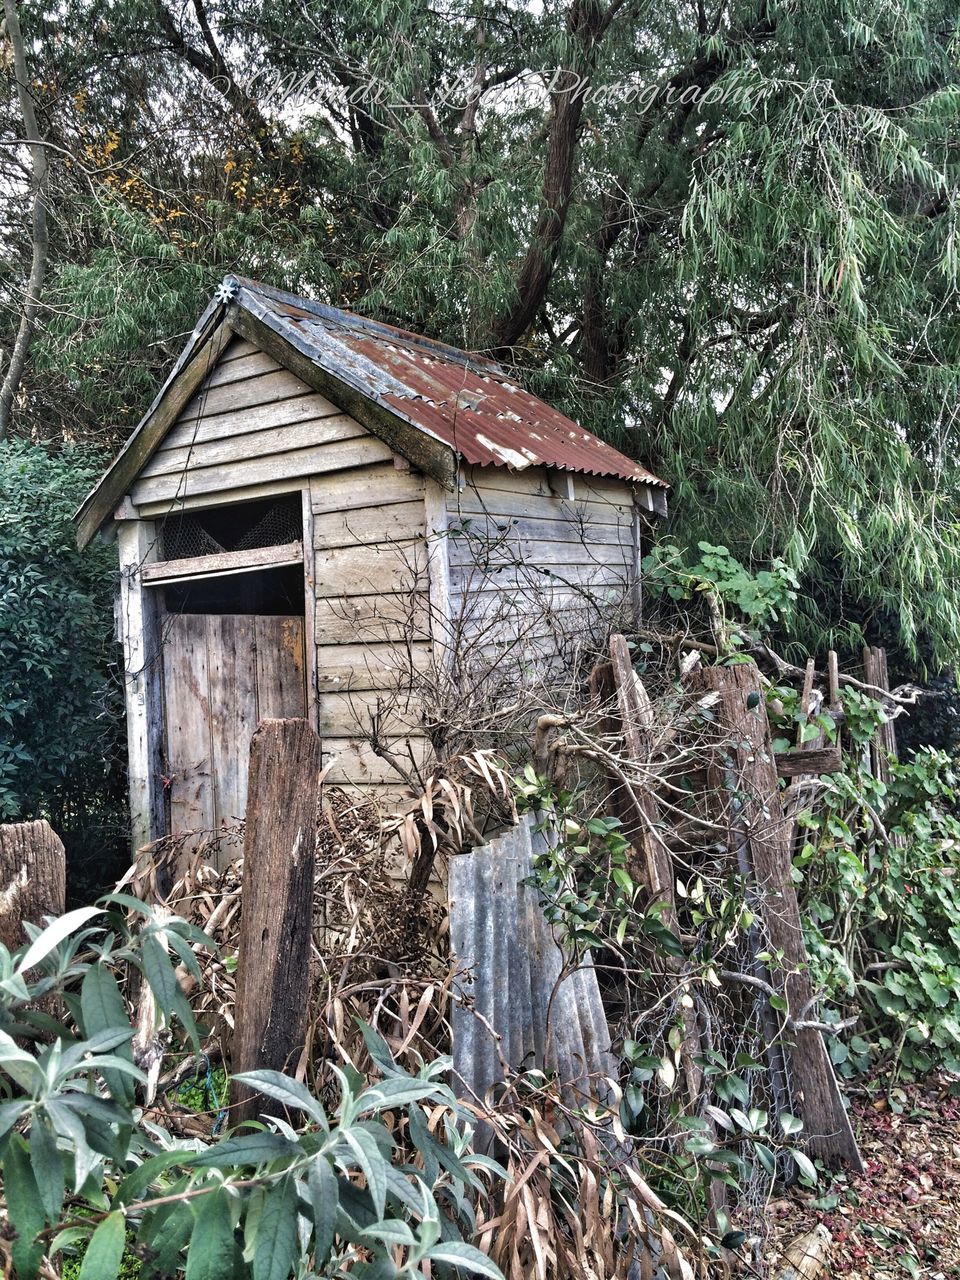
[76,276,667,854]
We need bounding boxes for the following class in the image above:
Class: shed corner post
[301,485,318,731]
[117,514,165,859]
[630,497,644,629]
[423,476,453,668]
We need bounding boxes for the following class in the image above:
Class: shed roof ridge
[227,275,506,377]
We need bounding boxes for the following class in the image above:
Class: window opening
[161,493,303,561]
[163,563,305,616]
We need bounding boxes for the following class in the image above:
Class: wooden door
[162,614,306,855]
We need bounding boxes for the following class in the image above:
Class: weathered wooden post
[0,819,65,952]
[690,662,863,1172]
[232,718,320,1125]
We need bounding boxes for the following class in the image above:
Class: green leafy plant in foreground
[797,732,960,1078]
[0,902,505,1280]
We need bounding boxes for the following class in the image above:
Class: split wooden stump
[690,661,863,1172]
[231,718,320,1125]
[0,819,65,952]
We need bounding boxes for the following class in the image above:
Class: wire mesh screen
[161,494,303,561]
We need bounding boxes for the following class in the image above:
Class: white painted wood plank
[217,336,261,364]
[313,538,427,599]
[137,478,310,517]
[423,478,452,667]
[161,393,345,450]
[142,540,303,585]
[179,366,327,420]
[117,521,162,853]
[319,735,431,786]
[311,499,426,550]
[446,509,631,545]
[203,348,290,387]
[309,462,424,514]
[131,436,394,505]
[446,533,633,571]
[314,640,434,693]
[315,591,431,644]
[301,489,318,729]
[142,416,366,479]
[317,688,424,738]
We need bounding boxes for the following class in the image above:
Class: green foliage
[776,684,960,1076]
[642,541,800,637]
[513,767,810,1231]
[0,903,505,1280]
[1,0,958,664]
[0,441,127,892]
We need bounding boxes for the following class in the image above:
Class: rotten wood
[776,747,843,778]
[162,614,307,866]
[232,718,321,1125]
[600,641,713,1133]
[0,820,65,953]
[141,539,303,585]
[690,661,863,1172]
[775,1225,832,1280]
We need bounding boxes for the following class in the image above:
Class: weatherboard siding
[129,337,391,508]
[446,464,638,658]
[309,461,433,794]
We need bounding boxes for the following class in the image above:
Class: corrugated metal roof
[448,815,618,1124]
[232,278,666,488]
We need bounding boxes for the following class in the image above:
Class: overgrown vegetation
[0,901,507,1280]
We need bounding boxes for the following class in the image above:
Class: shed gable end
[129,336,394,510]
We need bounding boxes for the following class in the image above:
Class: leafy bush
[0,901,505,1280]
[642,541,800,637]
[796,721,960,1076]
[642,538,960,1077]
[0,440,127,895]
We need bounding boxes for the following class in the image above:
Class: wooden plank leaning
[602,638,708,1113]
[232,718,321,1125]
[689,661,863,1172]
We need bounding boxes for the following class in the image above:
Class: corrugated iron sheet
[232,278,666,488]
[448,815,617,1119]
[448,818,682,1279]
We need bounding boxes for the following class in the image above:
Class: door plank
[162,614,215,841]
[256,617,306,720]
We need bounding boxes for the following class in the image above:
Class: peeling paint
[236,280,668,488]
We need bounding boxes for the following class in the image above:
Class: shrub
[0,901,505,1280]
[0,440,127,895]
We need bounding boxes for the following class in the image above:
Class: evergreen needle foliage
[0,0,956,662]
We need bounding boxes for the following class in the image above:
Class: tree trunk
[231,718,320,1125]
[0,0,50,440]
[0,819,65,952]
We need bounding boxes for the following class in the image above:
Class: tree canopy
[2,0,959,661]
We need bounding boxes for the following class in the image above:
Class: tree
[2,0,959,664]
[0,0,49,441]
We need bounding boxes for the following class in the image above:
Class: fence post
[232,718,320,1125]
[690,661,863,1172]
[0,819,65,952]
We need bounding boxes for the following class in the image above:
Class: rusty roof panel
[235,278,666,488]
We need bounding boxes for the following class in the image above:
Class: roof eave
[74,297,230,549]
